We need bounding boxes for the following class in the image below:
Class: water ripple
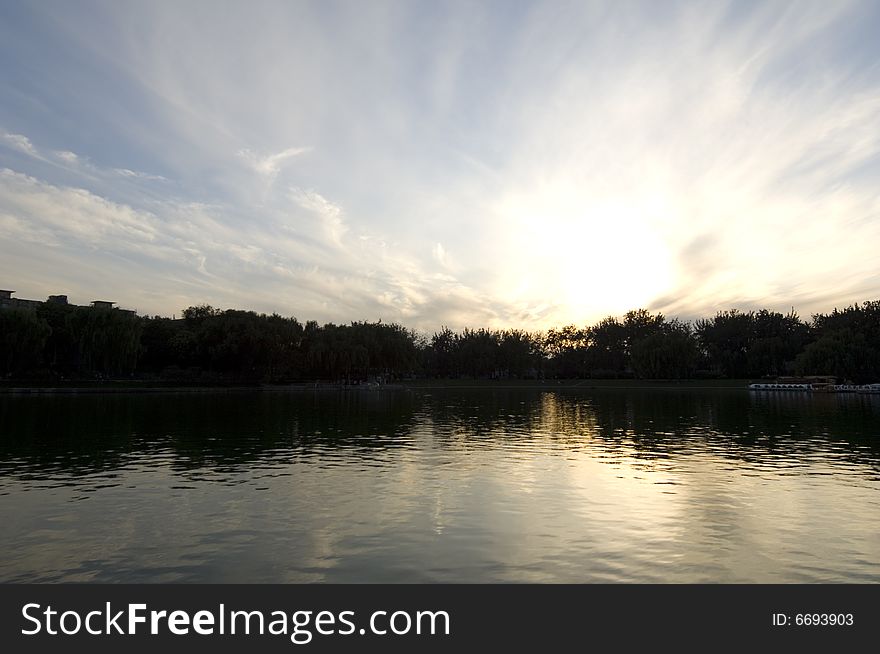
[1,389,879,582]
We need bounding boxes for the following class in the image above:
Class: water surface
[1,387,878,582]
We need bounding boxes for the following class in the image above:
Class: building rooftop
[1,288,135,315]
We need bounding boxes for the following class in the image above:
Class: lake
[1,386,879,583]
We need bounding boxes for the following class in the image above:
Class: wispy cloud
[0,131,51,164]
[289,187,347,248]
[54,150,80,163]
[1,1,880,328]
[1,131,40,158]
[114,167,167,182]
[238,146,312,179]
[0,164,506,329]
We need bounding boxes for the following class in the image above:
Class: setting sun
[493,182,676,326]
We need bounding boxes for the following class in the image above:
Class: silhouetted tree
[630,319,699,379]
[794,302,880,382]
[67,306,143,376]
[586,316,628,377]
[544,325,589,377]
[427,327,457,378]
[457,328,501,378]
[695,310,754,378]
[4,297,880,383]
[0,309,51,376]
[747,309,809,377]
[36,302,78,374]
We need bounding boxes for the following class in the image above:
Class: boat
[748,383,811,391]
[749,375,833,392]
[748,378,880,393]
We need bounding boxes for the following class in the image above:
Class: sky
[1,0,880,331]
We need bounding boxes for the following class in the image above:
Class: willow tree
[67,306,143,376]
[0,309,51,376]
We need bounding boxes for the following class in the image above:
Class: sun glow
[492,181,676,326]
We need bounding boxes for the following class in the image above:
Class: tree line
[1,300,879,383]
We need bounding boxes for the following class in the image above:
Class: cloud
[54,150,79,163]
[238,146,311,179]
[0,166,508,330]
[2,131,169,191]
[288,187,348,248]
[0,168,160,251]
[467,1,880,325]
[1,131,41,159]
[2,2,880,330]
[114,168,167,182]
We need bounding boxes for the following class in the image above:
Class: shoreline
[0,379,752,394]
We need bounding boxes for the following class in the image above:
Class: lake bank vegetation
[1,300,879,384]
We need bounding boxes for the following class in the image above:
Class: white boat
[749,382,880,393]
[748,383,811,391]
